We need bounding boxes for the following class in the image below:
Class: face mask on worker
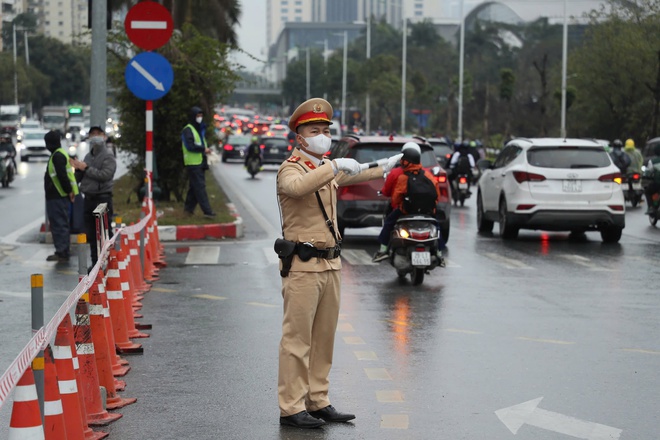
[302,134,332,155]
[89,136,104,144]
[196,116,203,124]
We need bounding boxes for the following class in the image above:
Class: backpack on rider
[402,169,437,215]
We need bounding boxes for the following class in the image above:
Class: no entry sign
[124,1,173,50]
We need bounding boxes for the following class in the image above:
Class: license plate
[633,182,642,190]
[458,182,468,189]
[411,251,430,266]
[270,148,278,154]
[563,179,582,193]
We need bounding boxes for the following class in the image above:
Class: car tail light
[599,172,622,184]
[287,145,292,151]
[459,176,468,184]
[436,174,447,184]
[439,187,448,198]
[411,231,430,240]
[513,171,546,183]
[608,205,624,211]
[260,144,265,149]
[445,153,452,159]
[632,173,640,181]
[223,144,233,151]
[415,246,425,252]
[516,204,536,210]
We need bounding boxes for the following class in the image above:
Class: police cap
[288,98,333,132]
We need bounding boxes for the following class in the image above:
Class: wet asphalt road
[1,159,659,439]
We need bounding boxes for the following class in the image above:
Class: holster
[274,238,296,277]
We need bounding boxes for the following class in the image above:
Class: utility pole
[13,23,18,106]
[90,0,108,128]
[458,0,465,141]
[560,0,568,138]
[400,8,407,134]
[366,0,372,134]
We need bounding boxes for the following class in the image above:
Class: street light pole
[458,0,465,141]
[560,0,568,138]
[13,23,18,106]
[306,47,311,100]
[366,0,371,134]
[341,30,348,128]
[400,8,407,134]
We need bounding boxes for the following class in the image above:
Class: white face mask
[302,134,332,155]
[196,116,203,124]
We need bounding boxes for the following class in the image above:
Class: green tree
[109,24,239,201]
[570,0,660,139]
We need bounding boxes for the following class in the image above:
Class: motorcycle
[246,155,261,179]
[648,193,660,227]
[386,214,442,285]
[451,173,472,207]
[0,150,16,188]
[622,172,644,208]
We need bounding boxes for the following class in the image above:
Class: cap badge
[312,103,323,113]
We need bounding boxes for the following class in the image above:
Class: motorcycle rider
[380,142,422,213]
[448,140,475,189]
[373,147,444,265]
[644,143,660,215]
[244,135,262,169]
[609,139,631,174]
[0,133,18,172]
[623,138,643,173]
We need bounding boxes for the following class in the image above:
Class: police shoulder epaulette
[287,156,301,163]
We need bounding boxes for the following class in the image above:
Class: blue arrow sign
[125,52,174,101]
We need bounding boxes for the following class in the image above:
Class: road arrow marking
[130,60,165,91]
[130,20,167,29]
[495,397,622,439]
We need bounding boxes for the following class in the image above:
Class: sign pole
[146,100,153,200]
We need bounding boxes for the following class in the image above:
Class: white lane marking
[24,248,53,266]
[495,397,622,439]
[184,246,220,265]
[341,249,378,265]
[483,252,534,269]
[376,390,404,403]
[443,258,461,268]
[1,217,43,245]
[517,336,575,345]
[559,254,613,271]
[354,351,378,361]
[380,414,409,429]
[364,368,392,380]
[263,247,280,265]
[246,302,278,308]
[193,294,226,300]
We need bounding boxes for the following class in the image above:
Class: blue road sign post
[125,52,174,101]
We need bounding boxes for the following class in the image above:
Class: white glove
[379,153,403,173]
[333,158,362,176]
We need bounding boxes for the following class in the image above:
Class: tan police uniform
[277,99,385,416]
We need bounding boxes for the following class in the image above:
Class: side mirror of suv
[476,159,492,172]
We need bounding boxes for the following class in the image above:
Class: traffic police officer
[277,98,402,428]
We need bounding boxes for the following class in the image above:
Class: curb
[157,203,243,241]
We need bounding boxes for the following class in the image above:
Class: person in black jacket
[182,106,215,218]
[44,130,79,262]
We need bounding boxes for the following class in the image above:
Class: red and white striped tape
[0,203,154,410]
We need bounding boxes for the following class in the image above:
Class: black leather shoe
[279,410,326,429]
[308,405,355,423]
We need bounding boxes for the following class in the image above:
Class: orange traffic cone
[118,246,152,332]
[89,281,137,410]
[127,229,150,294]
[53,319,86,440]
[90,273,130,386]
[8,365,44,440]
[74,299,122,427]
[60,315,106,440]
[43,345,68,439]
[148,198,166,265]
[106,250,146,350]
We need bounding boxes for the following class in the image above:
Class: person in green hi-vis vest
[182,106,215,218]
[44,130,78,262]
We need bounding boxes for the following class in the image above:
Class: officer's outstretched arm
[278,162,335,198]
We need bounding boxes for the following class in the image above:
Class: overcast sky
[230,0,604,73]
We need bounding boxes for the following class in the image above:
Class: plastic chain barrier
[0,204,153,411]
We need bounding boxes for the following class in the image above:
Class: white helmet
[401,142,421,155]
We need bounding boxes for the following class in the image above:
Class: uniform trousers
[278,269,341,416]
[184,165,213,215]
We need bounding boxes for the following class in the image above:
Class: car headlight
[68,145,78,157]
[17,143,24,150]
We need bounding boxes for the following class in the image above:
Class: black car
[427,137,454,168]
[221,134,250,162]
[261,136,292,165]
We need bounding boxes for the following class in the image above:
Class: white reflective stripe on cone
[58,379,78,395]
[76,343,94,355]
[88,304,104,315]
[121,282,130,291]
[72,357,79,370]
[119,260,127,270]
[106,290,123,300]
[13,384,38,402]
[44,399,64,416]
[52,345,72,359]
[103,307,110,318]
[98,283,106,293]
[107,269,120,278]
[7,425,44,439]
[75,314,90,325]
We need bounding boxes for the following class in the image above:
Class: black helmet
[612,139,623,149]
[402,147,421,164]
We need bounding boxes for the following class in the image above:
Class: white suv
[476,138,625,243]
